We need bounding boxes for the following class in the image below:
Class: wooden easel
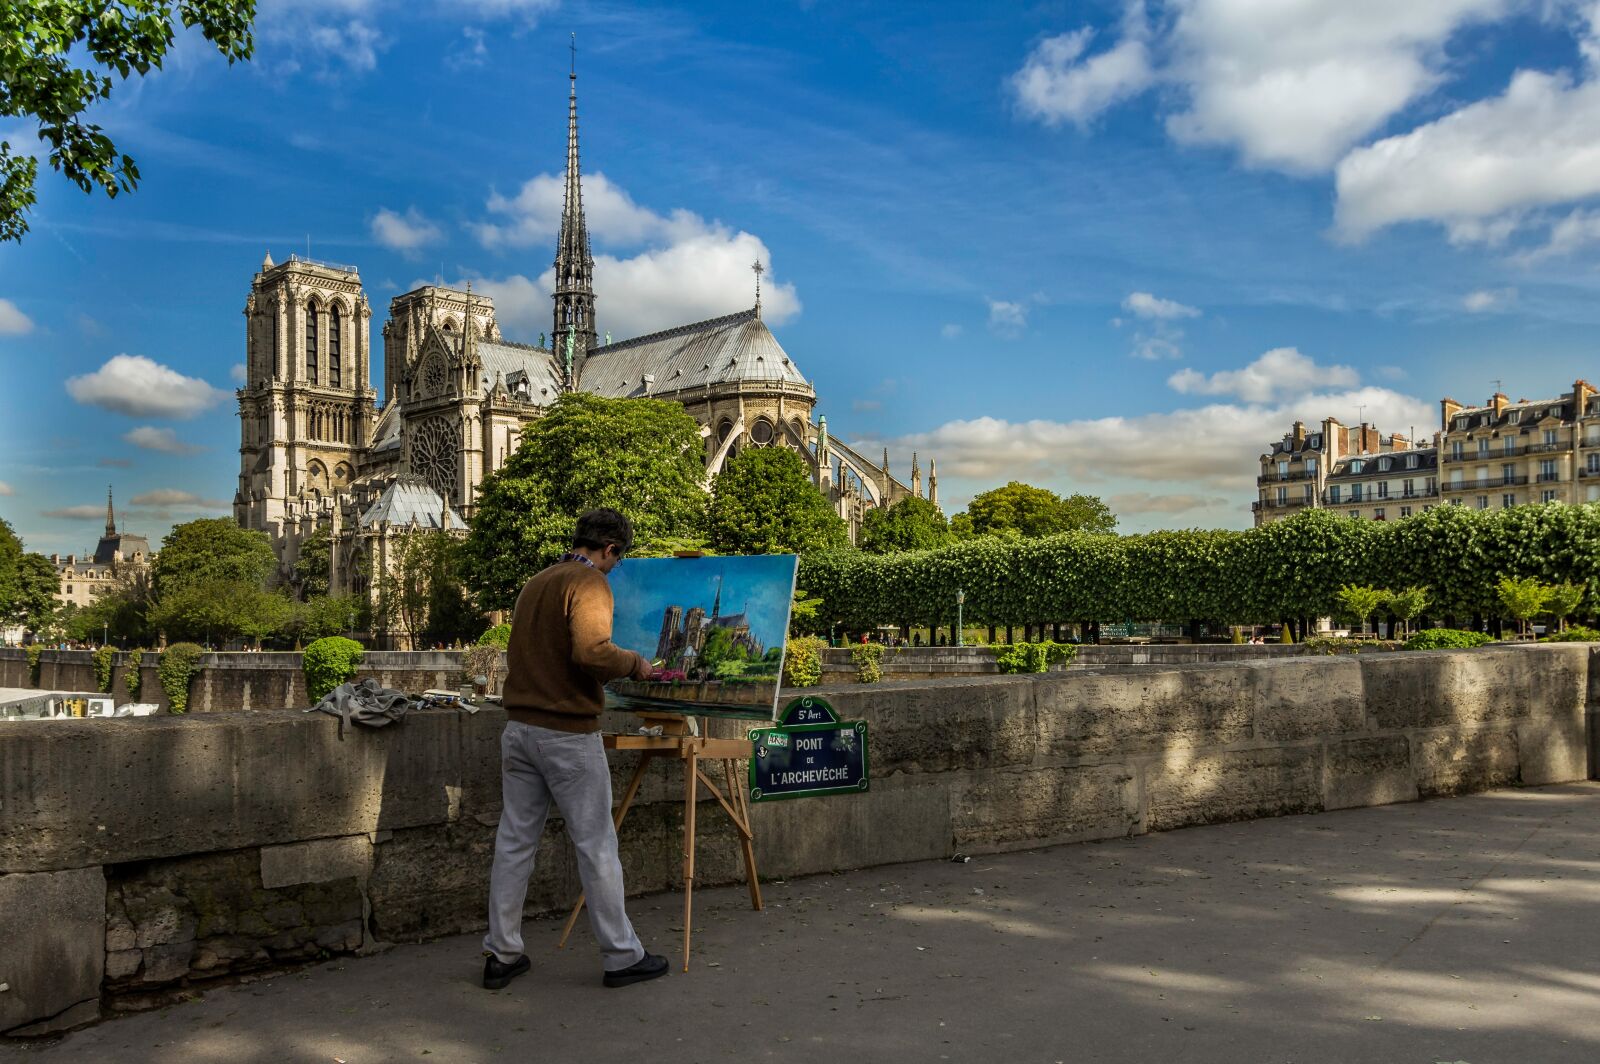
[556,712,763,971]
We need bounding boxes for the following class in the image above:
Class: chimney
[1292,420,1306,445]
[1440,397,1462,432]
[1575,379,1595,415]
[1390,432,1409,450]
[1490,392,1508,416]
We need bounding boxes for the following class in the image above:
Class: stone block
[1412,728,1520,797]
[752,774,952,877]
[1034,666,1254,760]
[827,678,1037,776]
[104,950,141,980]
[139,942,195,983]
[950,763,1139,852]
[1323,736,1417,810]
[1251,659,1365,741]
[1145,745,1323,831]
[1361,645,1586,732]
[0,867,106,1037]
[1516,709,1588,787]
[260,835,374,889]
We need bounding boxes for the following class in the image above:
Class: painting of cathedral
[233,63,937,640]
[607,555,798,719]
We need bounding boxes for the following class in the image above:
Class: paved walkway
[6,783,1598,1064]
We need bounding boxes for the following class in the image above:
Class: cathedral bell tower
[552,37,597,390]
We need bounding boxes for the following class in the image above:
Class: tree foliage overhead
[859,496,952,555]
[708,447,847,556]
[147,518,279,644]
[459,393,711,609]
[291,526,331,599]
[959,482,1117,539]
[0,0,257,242]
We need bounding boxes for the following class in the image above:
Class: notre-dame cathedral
[234,65,934,611]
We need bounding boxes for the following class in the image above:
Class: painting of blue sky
[610,555,798,667]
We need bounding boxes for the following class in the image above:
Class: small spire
[752,260,764,317]
[261,250,274,270]
[105,485,116,537]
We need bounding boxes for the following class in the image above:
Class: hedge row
[799,504,1600,630]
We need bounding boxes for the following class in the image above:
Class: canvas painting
[605,554,799,720]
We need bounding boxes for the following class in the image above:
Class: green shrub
[158,643,206,713]
[24,643,44,686]
[1299,637,1400,656]
[302,636,365,702]
[124,652,143,701]
[782,636,827,688]
[993,640,1078,674]
[1404,628,1493,651]
[850,642,885,684]
[476,623,512,648]
[93,644,116,693]
[1540,625,1600,642]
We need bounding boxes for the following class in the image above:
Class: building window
[1277,460,1288,479]
[1379,457,1392,471]
[1509,410,1520,423]
[1504,437,1515,455]
[329,305,342,388]
[1400,506,1412,517]
[1350,459,1364,474]
[1588,453,1600,474]
[1477,438,1490,456]
[1308,434,1322,448]
[1276,487,1288,505]
[65,584,72,594]
[1376,482,1388,498]
[1329,485,1341,503]
[1402,478,1414,497]
[1477,495,1489,509]
[1455,416,1469,430]
[1351,484,1364,502]
[1373,507,1385,521]
[1450,470,1464,487]
[1348,510,1359,519]
[1540,459,1558,481]
[1544,489,1559,503]
[1450,441,1464,460]
[1427,477,1437,494]
[1502,463,1516,484]
[1545,428,1559,446]
[306,304,318,384]
[1304,485,1315,503]
[1502,493,1515,508]
[1406,454,1418,469]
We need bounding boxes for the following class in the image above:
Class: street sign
[748,695,869,802]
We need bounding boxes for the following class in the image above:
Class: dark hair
[572,508,633,553]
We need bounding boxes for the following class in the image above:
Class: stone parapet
[0,644,1593,1034]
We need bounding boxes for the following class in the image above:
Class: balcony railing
[1527,442,1567,454]
[1537,472,1564,483]
[1258,470,1316,483]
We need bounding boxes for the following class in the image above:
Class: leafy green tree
[859,496,952,554]
[948,512,976,540]
[1496,575,1549,637]
[0,0,257,242]
[68,567,155,645]
[291,526,331,599]
[376,532,477,648]
[1335,584,1387,637]
[1384,586,1430,639]
[460,393,711,609]
[0,516,23,623]
[708,447,848,555]
[152,518,275,596]
[965,482,1116,538]
[8,552,61,632]
[1543,581,1584,632]
[146,519,279,644]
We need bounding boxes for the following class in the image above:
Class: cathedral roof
[358,477,467,530]
[370,401,402,453]
[578,308,810,398]
[476,340,564,402]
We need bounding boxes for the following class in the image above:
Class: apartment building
[1253,379,1600,524]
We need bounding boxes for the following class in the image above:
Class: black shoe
[603,952,669,988]
[482,952,530,989]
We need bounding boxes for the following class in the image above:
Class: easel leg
[726,758,764,911]
[557,752,654,950]
[682,746,698,972]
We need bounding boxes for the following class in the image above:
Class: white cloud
[1123,291,1200,319]
[1130,333,1184,360]
[123,426,206,455]
[1167,347,1360,403]
[230,363,248,384]
[1462,287,1517,312]
[1012,0,1512,174]
[42,504,109,521]
[66,355,229,418]
[0,481,12,496]
[1011,2,1155,127]
[1517,207,1600,262]
[0,297,33,335]
[371,206,443,255]
[1107,491,1215,515]
[941,323,963,339]
[476,171,709,250]
[987,299,1028,337]
[885,384,1433,501]
[447,27,489,70]
[129,489,229,509]
[1335,68,1600,240]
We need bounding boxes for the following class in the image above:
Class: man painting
[482,508,668,989]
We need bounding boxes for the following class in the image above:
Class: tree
[152,518,275,596]
[1496,575,1548,638]
[147,519,279,645]
[0,517,22,624]
[1335,584,1387,637]
[0,0,257,242]
[1384,586,1430,639]
[376,532,477,648]
[287,595,363,644]
[291,526,331,599]
[72,568,155,644]
[708,447,848,556]
[1543,581,1584,632]
[859,496,952,554]
[7,552,61,633]
[964,482,1117,538]
[459,393,711,610]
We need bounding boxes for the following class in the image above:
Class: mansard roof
[578,308,810,398]
[358,476,466,530]
[476,340,564,402]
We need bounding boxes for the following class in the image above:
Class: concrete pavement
[6,783,1597,1063]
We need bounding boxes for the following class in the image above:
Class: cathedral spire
[105,485,116,538]
[552,32,597,390]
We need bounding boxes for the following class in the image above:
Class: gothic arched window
[329,305,342,388]
[306,302,319,384]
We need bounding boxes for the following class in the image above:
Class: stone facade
[49,488,151,610]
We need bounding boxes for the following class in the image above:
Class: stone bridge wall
[0,644,1593,1036]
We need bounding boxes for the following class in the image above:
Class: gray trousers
[483,722,645,972]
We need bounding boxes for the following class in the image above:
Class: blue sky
[6,0,1600,555]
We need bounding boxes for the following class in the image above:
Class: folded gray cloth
[306,677,418,738]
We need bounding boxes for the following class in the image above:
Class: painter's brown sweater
[501,559,646,733]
